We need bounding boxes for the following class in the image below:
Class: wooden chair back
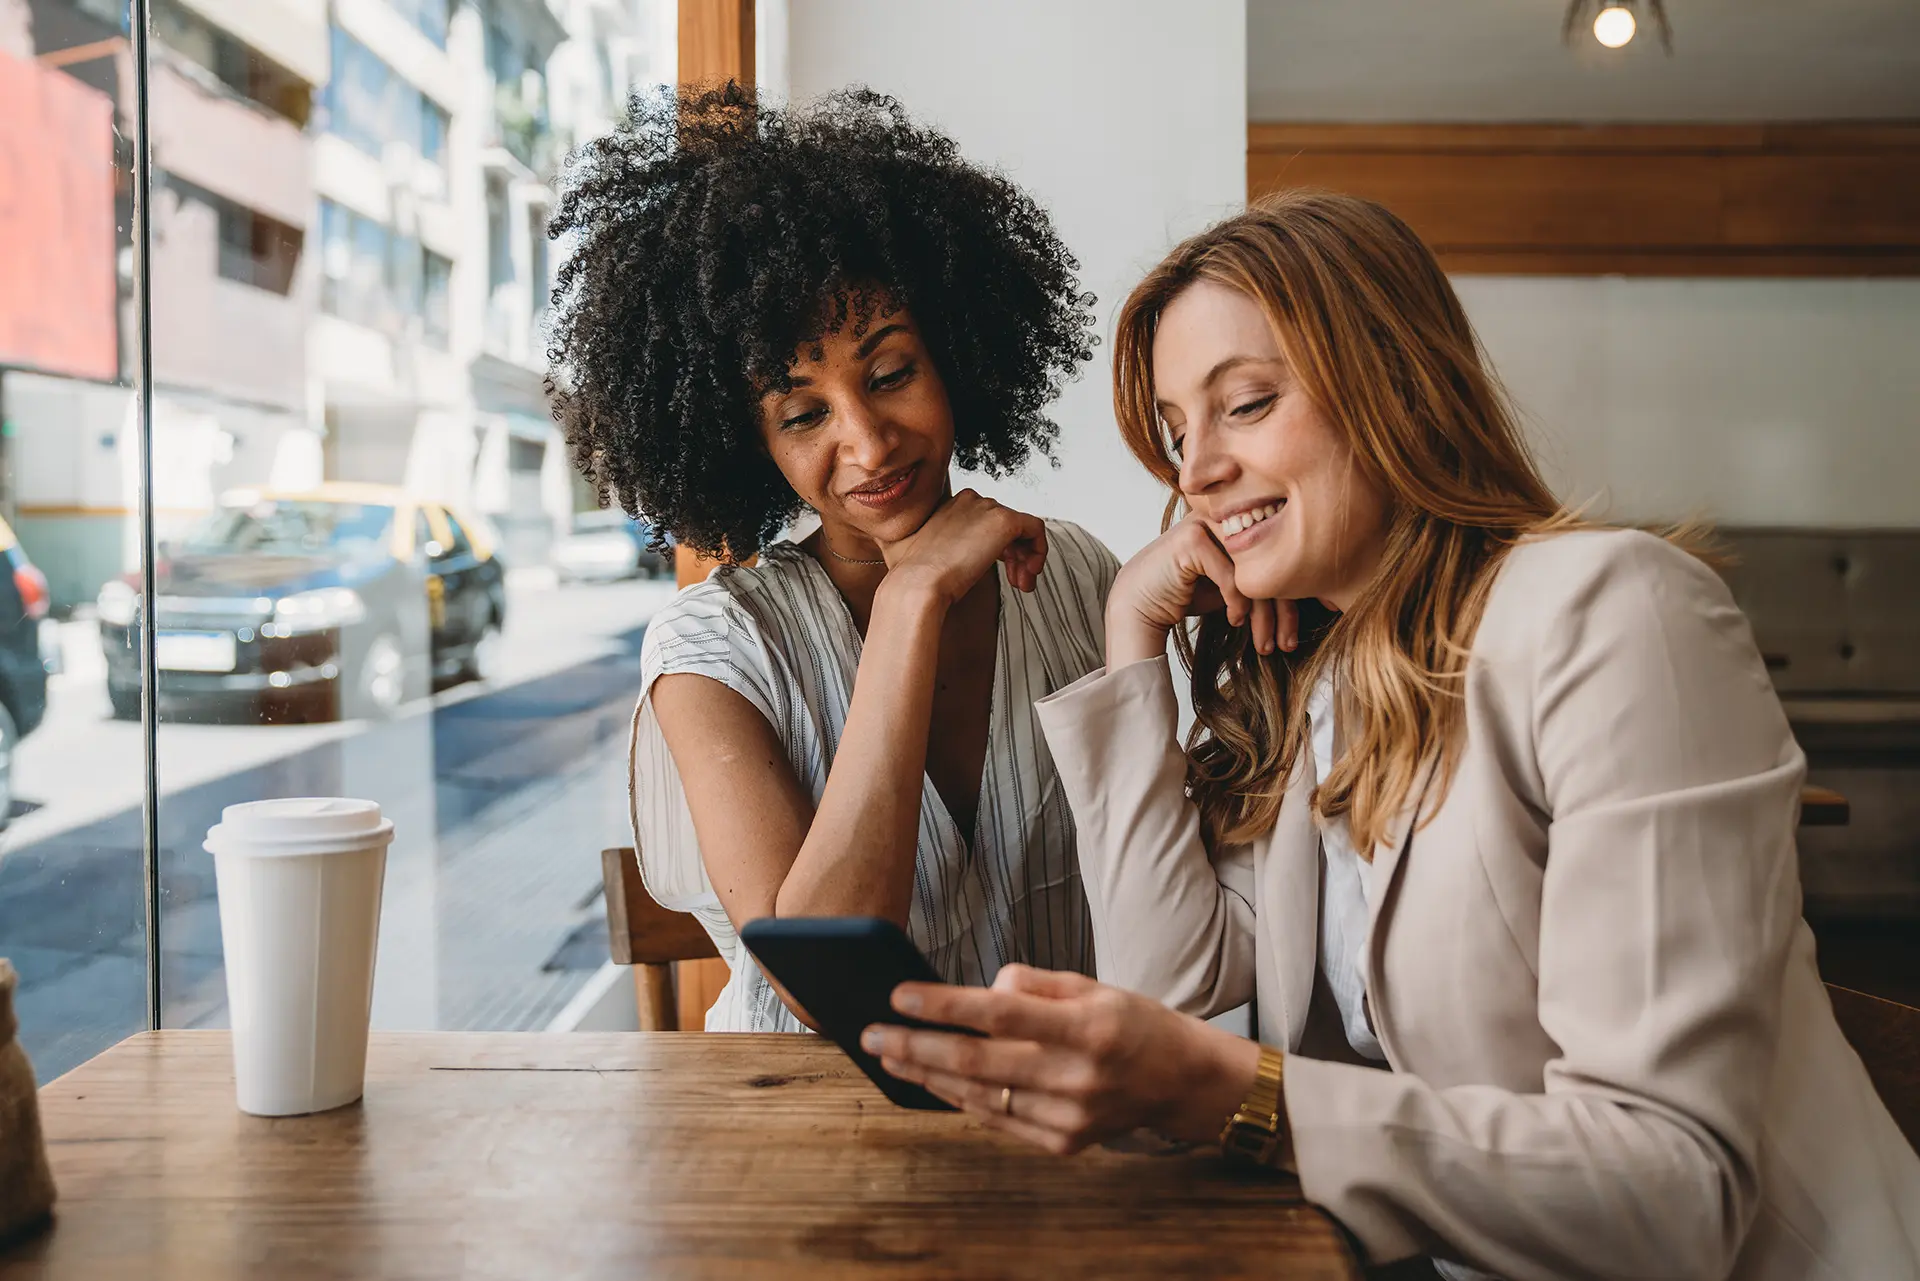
[1826,982,1920,1151]
[1798,785,1849,827]
[601,846,719,1031]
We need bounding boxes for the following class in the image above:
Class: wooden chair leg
[635,963,679,1032]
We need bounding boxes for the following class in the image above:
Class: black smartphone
[738,916,980,1111]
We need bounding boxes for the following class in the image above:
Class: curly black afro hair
[544,82,1097,558]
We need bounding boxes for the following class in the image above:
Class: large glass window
[2,0,674,1084]
[0,0,147,1080]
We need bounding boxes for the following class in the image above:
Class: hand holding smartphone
[738,916,979,1110]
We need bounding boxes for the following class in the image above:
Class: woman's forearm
[772,578,947,923]
[1034,657,1258,1014]
[1104,603,1172,670]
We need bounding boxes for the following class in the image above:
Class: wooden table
[3,1032,1361,1280]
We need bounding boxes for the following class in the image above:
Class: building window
[388,230,424,324]
[507,437,545,473]
[216,199,303,296]
[153,0,312,125]
[165,176,304,296]
[528,211,549,322]
[388,0,452,49]
[421,98,451,168]
[321,25,447,171]
[487,181,513,292]
[320,199,451,349]
[486,20,523,87]
[423,251,453,348]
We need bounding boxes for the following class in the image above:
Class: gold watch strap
[1219,1045,1289,1167]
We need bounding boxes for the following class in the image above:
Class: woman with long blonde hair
[863,192,1920,1279]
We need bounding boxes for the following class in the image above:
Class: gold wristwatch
[1219,1045,1289,1167]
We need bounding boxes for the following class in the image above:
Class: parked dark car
[0,516,51,827]
[99,484,506,723]
[550,509,674,583]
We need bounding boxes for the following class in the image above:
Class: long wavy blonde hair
[1114,191,1576,854]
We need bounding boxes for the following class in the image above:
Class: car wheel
[0,703,15,831]
[109,683,142,721]
[345,632,407,721]
[461,621,503,684]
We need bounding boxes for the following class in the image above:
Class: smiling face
[1151,279,1389,611]
[757,305,953,553]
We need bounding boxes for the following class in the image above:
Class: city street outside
[0,571,678,1080]
[1,0,683,1085]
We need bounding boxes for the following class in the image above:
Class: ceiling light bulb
[1593,6,1637,47]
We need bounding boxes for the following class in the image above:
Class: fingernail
[861,1029,883,1053]
[894,990,923,1015]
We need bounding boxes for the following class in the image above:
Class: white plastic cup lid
[205,797,395,858]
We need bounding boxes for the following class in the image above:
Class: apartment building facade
[0,0,658,607]
[320,0,662,570]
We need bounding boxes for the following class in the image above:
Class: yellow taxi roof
[213,485,497,560]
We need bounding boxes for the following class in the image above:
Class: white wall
[788,0,1247,560]
[1460,277,1920,527]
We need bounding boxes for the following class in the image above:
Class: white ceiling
[1248,0,1920,122]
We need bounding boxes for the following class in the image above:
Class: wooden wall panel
[672,0,755,1027]
[1247,123,1920,275]
[677,0,754,89]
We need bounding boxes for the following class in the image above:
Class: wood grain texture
[668,0,760,1027]
[601,848,719,968]
[674,955,732,1032]
[634,966,680,1032]
[600,847,720,1031]
[1247,122,1920,276]
[676,0,753,89]
[3,1032,1360,1280]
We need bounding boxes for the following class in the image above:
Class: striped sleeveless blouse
[628,519,1118,1032]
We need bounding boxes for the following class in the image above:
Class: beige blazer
[1034,529,1920,1281]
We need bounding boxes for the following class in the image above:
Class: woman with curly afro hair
[546,84,1122,1032]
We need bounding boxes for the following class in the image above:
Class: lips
[1221,499,1282,533]
[847,464,919,509]
[1213,499,1286,554]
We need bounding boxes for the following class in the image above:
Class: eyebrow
[857,322,909,359]
[783,323,911,389]
[1202,354,1276,386]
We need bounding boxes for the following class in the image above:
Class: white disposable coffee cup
[204,798,394,1117]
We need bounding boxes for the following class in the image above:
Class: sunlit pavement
[0,574,680,1081]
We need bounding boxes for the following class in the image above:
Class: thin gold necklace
[822,544,886,567]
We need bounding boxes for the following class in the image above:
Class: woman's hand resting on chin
[1104,514,1298,668]
[880,489,1048,607]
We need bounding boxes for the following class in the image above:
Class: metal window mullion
[130,0,161,1033]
